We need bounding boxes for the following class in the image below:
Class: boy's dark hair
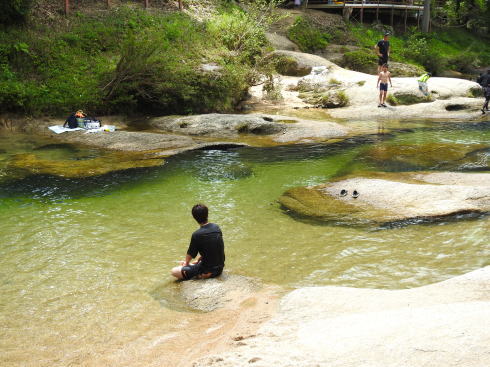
[192,204,208,224]
[382,63,388,68]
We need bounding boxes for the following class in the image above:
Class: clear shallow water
[0,121,489,366]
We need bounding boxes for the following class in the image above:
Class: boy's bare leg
[171,266,184,280]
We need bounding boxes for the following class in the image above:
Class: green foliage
[468,86,484,98]
[336,90,349,107]
[387,93,433,106]
[349,24,490,75]
[0,0,33,26]
[341,50,377,74]
[287,16,329,53]
[433,0,489,33]
[0,4,276,116]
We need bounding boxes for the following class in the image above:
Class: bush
[0,5,273,115]
[341,49,377,74]
[468,86,483,98]
[387,92,433,106]
[287,16,329,53]
[446,53,479,73]
[0,0,33,26]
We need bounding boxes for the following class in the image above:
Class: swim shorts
[378,56,388,66]
[379,82,388,91]
[181,262,223,280]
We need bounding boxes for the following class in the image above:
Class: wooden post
[376,0,380,22]
[360,3,364,24]
[144,0,149,8]
[421,0,430,32]
[106,0,110,9]
[417,8,421,29]
[178,0,183,10]
[342,7,352,22]
[64,0,70,15]
[404,8,408,32]
[390,5,394,27]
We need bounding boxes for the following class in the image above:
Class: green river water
[1,119,489,366]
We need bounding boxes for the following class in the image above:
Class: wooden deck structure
[304,0,426,30]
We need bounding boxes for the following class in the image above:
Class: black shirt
[377,40,390,58]
[187,223,225,272]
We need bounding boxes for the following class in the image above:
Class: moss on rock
[8,151,164,178]
[387,92,434,106]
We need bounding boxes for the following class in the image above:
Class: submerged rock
[180,273,258,312]
[362,143,488,172]
[279,172,490,225]
[8,151,165,178]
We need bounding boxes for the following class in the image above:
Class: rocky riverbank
[248,50,487,121]
[192,266,490,367]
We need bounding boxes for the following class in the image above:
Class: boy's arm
[388,73,392,86]
[377,74,381,87]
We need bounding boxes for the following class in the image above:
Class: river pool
[1,119,489,366]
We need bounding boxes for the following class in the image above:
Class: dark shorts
[378,56,388,66]
[181,262,223,281]
[379,82,388,92]
[484,86,490,98]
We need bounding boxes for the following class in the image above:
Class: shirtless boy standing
[377,64,392,107]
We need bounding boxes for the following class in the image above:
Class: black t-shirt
[377,40,390,58]
[187,223,225,272]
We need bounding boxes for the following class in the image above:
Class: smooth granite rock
[193,266,490,367]
[279,172,490,225]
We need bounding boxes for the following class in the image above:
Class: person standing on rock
[377,64,392,107]
[477,70,490,114]
[375,32,390,73]
[171,204,225,280]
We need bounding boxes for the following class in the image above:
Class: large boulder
[279,172,490,225]
[150,114,286,137]
[193,267,490,367]
[150,113,350,143]
[266,32,299,52]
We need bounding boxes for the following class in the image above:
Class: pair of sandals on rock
[340,189,359,198]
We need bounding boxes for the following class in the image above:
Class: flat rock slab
[54,130,197,152]
[279,172,490,225]
[150,113,349,143]
[180,273,258,312]
[193,266,490,367]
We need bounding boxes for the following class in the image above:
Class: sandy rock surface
[279,172,490,225]
[150,113,350,143]
[193,266,490,367]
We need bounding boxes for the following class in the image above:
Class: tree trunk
[65,0,70,15]
[421,0,431,33]
[178,0,183,10]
